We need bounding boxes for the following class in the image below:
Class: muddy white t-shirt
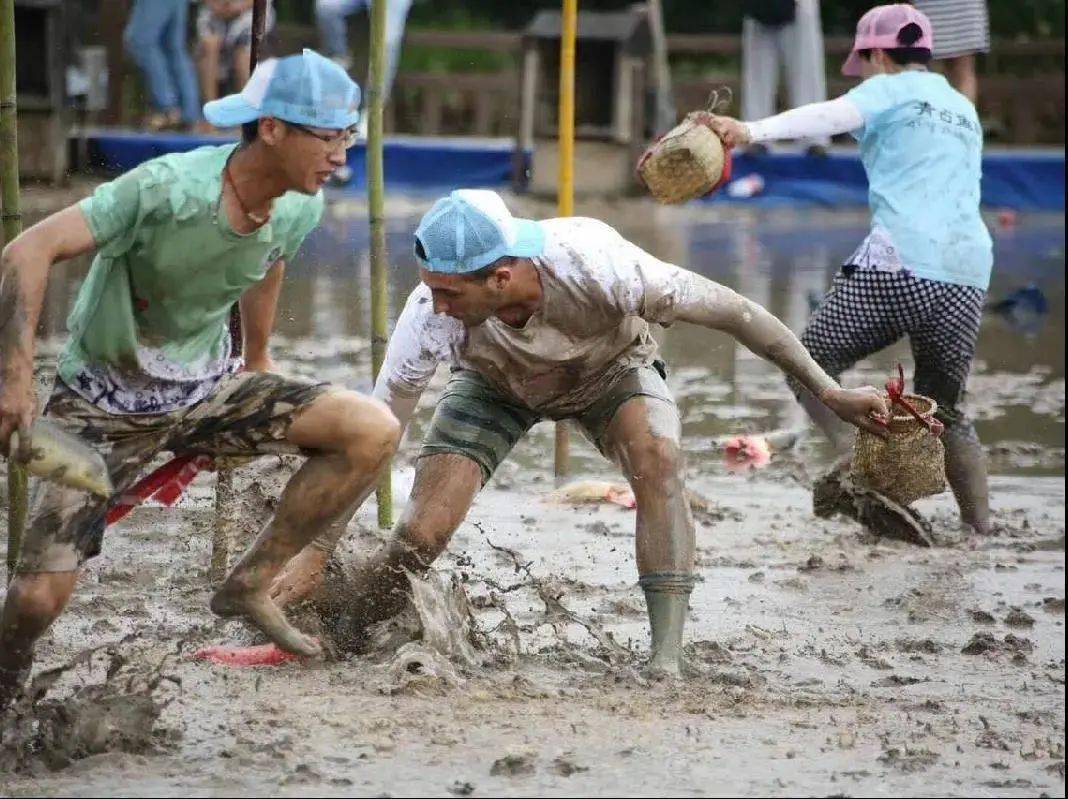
[374,217,711,417]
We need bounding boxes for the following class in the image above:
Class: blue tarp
[81,130,1064,211]
[705,148,1066,211]
[82,130,521,195]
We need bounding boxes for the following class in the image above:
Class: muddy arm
[667,275,889,435]
[0,205,98,454]
[238,259,285,371]
[370,286,448,439]
[670,276,838,398]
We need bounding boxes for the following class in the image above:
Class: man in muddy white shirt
[305,190,889,676]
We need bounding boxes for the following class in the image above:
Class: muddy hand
[820,385,890,438]
[0,376,34,462]
[705,115,751,149]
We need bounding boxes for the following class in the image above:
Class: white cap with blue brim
[414,190,545,274]
[204,48,361,130]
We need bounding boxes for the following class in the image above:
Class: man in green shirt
[0,49,400,709]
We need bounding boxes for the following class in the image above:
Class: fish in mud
[9,419,114,498]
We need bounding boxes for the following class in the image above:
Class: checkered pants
[794,267,986,441]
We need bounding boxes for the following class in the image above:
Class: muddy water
[3,193,1065,796]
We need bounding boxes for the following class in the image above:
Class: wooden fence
[101,23,1064,145]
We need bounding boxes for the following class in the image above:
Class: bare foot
[210,588,322,657]
[269,548,329,608]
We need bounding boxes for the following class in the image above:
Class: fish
[8,419,114,498]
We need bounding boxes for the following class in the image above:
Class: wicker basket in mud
[637,112,727,204]
[852,393,946,506]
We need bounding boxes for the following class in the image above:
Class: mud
[1,190,1064,795]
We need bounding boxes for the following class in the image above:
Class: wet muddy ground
[1,188,1064,795]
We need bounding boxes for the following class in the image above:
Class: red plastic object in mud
[723,434,771,473]
[191,642,308,668]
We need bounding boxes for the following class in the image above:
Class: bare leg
[0,571,79,711]
[196,34,222,105]
[943,423,991,535]
[316,453,482,651]
[210,391,399,656]
[232,46,251,90]
[602,397,695,677]
[946,54,979,104]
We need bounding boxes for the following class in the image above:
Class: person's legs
[231,47,252,90]
[0,383,171,711]
[195,8,223,105]
[315,0,362,62]
[160,0,201,125]
[123,0,181,116]
[910,283,989,534]
[314,453,483,649]
[945,54,979,104]
[741,17,779,125]
[785,0,830,149]
[197,376,399,656]
[791,268,906,451]
[305,369,538,648]
[382,0,414,100]
[598,393,694,676]
[0,572,80,711]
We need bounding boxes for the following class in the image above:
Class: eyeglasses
[286,121,359,150]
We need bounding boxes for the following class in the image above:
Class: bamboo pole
[553,0,577,478]
[1,0,25,582]
[368,0,392,528]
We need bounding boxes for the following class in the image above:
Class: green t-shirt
[59,144,323,414]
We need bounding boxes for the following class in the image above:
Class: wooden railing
[107,23,1064,145]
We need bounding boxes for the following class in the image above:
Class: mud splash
[1,642,178,774]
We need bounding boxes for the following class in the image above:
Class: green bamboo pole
[368,0,392,529]
[0,0,25,582]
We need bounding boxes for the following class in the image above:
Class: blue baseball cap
[204,48,360,129]
[414,190,545,274]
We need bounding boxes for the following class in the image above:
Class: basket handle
[886,364,944,437]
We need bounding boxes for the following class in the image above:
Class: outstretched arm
[671,276,889,435]
[598,226,890,436]
[706,96,865,148]
[0,205,98,457]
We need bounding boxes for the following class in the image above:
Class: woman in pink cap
[709,4,994,540]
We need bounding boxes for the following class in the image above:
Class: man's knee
[625,436,684,490]
[301,391,401,463]
[2,573,75,632]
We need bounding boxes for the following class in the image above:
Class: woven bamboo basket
[852,393,946,506]
[637,112,727,204]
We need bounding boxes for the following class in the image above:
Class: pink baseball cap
[842,4,934,76]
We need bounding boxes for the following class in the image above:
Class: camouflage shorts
[16,371,332,573]
[421,362,676,485]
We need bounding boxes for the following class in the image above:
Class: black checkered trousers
[792,266,986,443]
